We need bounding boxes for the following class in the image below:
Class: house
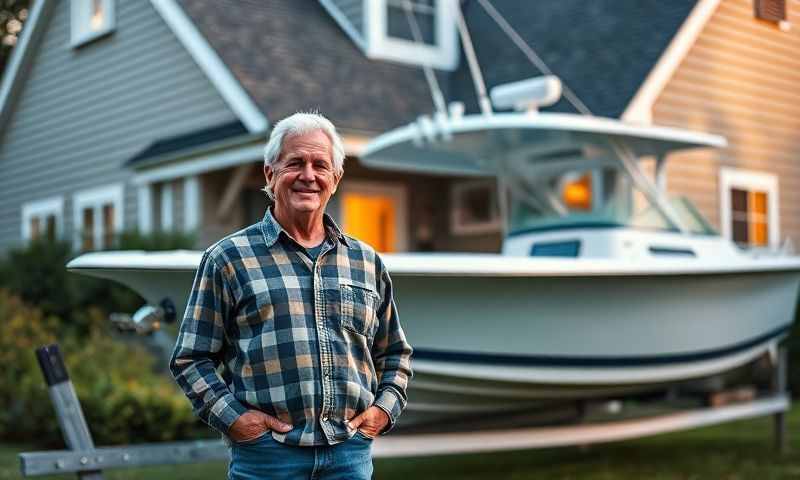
[0,0,797,254]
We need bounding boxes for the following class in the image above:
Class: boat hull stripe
[412,324,791,367]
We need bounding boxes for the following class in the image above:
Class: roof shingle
[178,0,441,135]
[450,0,697,118]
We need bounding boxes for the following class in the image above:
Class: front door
[340,181,407,253]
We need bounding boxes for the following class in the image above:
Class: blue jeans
[228,430,374,480]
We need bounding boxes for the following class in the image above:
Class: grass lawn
[2,406,798,480]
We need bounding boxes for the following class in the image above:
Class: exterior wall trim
[132,143,263,185]
[137,184,153,234]
[149,0,268,133]
[160,182,174,230]
[0,0,54,134]
[622,0,722,124]
[132,133,370,186]
[183,175,201,232]
[718,167,780,250]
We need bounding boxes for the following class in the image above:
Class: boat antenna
[475,0,593,116]
[401,0,448,116]
[454,0,493,116]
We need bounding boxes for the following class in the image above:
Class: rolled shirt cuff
[373,387,404,434]
[207,393,249,434]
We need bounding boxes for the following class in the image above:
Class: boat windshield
[504,160,716,235]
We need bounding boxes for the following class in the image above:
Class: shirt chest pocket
[338,280,380,339]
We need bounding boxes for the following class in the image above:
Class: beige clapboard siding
[652,0,800,245]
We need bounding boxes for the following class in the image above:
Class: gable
[0,0,244,248]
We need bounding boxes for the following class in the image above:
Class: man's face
[265,130,341,217]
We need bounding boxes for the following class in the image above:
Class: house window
[754,0,786,22]
[365,0,458,70]
[73,184,124,250]
[71,0,115,47]
[386,0,436,45]
[719,168,779,249]
[450,180,502,235]
[21,197,64,242]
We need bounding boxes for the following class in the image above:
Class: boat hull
[392,269,797,425]
[67,252,800,428]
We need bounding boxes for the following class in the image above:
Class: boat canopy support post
[655,154,667,192]
[610,138,689,234]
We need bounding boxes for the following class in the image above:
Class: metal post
[35,344,104,479]
[773,345,789,454]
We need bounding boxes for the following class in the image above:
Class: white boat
[68,111,800,431]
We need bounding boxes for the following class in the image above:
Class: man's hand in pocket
[229,410,292,442]
[348,406,389,438]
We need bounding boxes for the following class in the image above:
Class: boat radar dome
[490,75,562,113]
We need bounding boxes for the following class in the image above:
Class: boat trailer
[19,343,791,478]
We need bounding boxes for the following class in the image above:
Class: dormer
[319,0,459,71]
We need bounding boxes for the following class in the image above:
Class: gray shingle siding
[0,0,239,250]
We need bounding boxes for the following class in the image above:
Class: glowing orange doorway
[342,192,398,253]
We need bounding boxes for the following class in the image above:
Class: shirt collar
[261,206,351,249]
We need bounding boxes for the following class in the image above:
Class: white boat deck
[67,250,800,277]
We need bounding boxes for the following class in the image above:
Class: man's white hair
[262,112,345,198]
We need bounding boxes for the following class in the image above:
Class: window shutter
[754,0,787,22]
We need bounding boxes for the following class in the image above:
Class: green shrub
[63,325,201,445]
[0,290,61,444]
[0,291,206,446]
[0,239,142,336]
[0,232,195,330]
[0,235,208,447]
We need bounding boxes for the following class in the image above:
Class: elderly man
[170,112,413,479]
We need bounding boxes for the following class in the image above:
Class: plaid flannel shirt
[169,208,413,446]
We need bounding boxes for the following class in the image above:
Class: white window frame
[364,0,459,71]
[719,167,779,249]
[160,182,174,231]
[73,183,124,250]
[450,179,502,235]
[21,196,64,241]
[183,175,201,232]
[137,183,153,234]
[71,0,116,48]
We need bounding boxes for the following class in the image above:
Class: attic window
[71,0,115,47]
[386,0,436,45]
[754,0,786,22]
[365,0,458,70]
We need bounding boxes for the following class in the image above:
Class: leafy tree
[0,0,30,76]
